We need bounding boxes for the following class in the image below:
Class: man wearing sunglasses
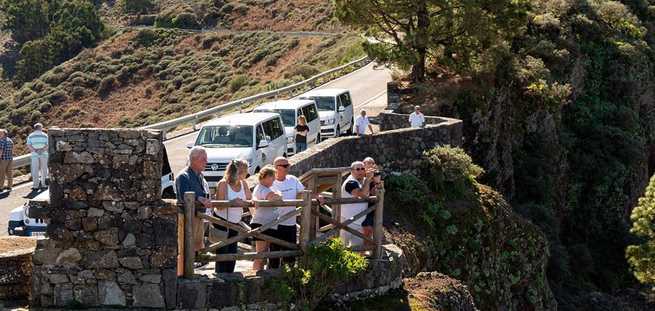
[269,156,305,268]
[340,161,374,247]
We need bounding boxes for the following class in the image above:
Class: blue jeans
[296,142,307,153]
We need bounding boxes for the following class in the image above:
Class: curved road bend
[0,62,391,235]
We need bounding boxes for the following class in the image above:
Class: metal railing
[11,56,370,171]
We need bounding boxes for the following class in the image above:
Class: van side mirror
[338,106,345,112]
[258,139,269,149]
[186,143,194,149]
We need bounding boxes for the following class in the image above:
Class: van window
[339,93,352,107]
[257,108,295,126]
[196,125,254,148]
[306,96,335,111]
[256,125,265,145]
[301,104,319,122]
[262,118,284,139]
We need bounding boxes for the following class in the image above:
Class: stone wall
[288,117,463,176]
[378,110,456,131]
[31,129,178,309]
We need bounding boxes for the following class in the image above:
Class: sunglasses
[354,167,365,171]
[276,164,290,168]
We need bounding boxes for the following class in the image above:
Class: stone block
[133,283,165,308]
[103,201,124,213]
[95,269,116,281]
[87,250,119,269]
[139,274,161,284]
[119,257,143,270]
[122,233,136,247]
[150,246,176,268]
[73,284,98,306]
[33,248,62,265]
[179,281,208,309]
[117,270,137,285]
[53,284,74,307]
[94,228,119,246]
[162,268,177,308]
[56,248,82,265]
[48,274,69,284]
[82,217,98,232]
[98,280,126,306]
[87,208,104,217]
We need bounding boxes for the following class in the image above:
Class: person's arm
[368,124,374,134]
[243,180,252,200]
[26,136,36,153]
[216,180,227,200]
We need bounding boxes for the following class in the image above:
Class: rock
[133,284,165,308]
[95,251,119,269]
[79,270,96,283]
[48,274,69,284]
[103,201,124,213]
[56,141,72,152]
[98,281,126,306]
[82,217,98,232]
[145,139,161,155]
[56,248,82,265]
[122,233,136,247]
[95,269,115,281]
[94,228,119,246]
[53,284,74,306]
[87,208,104,217]
[181,281,208,309]
[403,272,478,311]
[117,270,137,285]
[73,284,99,306]
[119,256,143,270]
[33,248,62,265]
[139,274,161,284]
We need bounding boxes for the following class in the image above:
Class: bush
[98,76,117,95]
[271,238,367,309]
[626,175,655,286]
[228,75,249,92]
[421,146,484,201]
[119,0,155,14]
[173,13,201,29]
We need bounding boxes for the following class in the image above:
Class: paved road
[0,62,391,236]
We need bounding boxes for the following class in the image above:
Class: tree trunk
[411,0,429,83]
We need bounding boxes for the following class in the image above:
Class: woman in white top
[251,165,282,271]
[213,159,251,273]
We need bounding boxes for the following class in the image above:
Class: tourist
[0,129,13,192]
[340,161,374,247]
[355,109,374,137]
[251,165,282,271]
[268,157,305,268]
[361,157,381,242]
[294,115,310,153]
[213,159,251,273]
[175,146,212,253]
[26,123,48,191]
[409,105,425,128]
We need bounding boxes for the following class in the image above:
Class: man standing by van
[355,109,374,137]
[26,123,48,191]
[0,129,13,192]
[409,105,425,128]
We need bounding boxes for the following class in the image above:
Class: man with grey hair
[26,123,48,190]
[176,146,212,254]
[0,129,14,192]
[340,160,374,246]
[408,105,425,128]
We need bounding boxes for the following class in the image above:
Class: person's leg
[281,225,297,266]
[253,241,269,271]
[6,159,12,189]
[216,226,238,273]
[268,229,280,269]
[39,156,48,188]
[31,156,39,189]
[0,160,7,189]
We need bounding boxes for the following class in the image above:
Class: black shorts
[362,202,375,227]
[250,223,277,242]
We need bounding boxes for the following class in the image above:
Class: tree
[119,0,155,14]
[334,0,529,82]
[626,175,655,286]
[0,0,49,44]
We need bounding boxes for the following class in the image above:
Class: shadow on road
[22,189,43,199]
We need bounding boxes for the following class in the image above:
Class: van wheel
[336,125,341,137]
[162,187,176,199]
[346,125,353,135]
[317,133,321,143]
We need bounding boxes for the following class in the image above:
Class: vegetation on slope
[384,146,555,310]
[0,28,364,154]
[627,175,655,286]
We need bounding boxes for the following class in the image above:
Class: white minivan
[253,99,321,155]
[298,89,354,139]
[193,113,287,187]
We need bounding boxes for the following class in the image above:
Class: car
[298,88,354,140]
[191,112,287,187]
[7,148,177,237]
[252,99,321,155]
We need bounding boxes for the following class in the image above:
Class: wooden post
[308,175,317,240]
[300,190,313,256]
[373,186,385,259]
[183,192,195,278]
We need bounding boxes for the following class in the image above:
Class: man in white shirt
[355,109,374,137]
[409,105,425,128]
[26,123,49,191]
[340,161,374,247]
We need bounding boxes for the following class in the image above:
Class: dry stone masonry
[31,129,178,308]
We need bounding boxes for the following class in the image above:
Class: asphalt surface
[0,62,391,236]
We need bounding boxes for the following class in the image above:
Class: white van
[8,148,177,237]
[298,89,354,139]
[252,99,321,155]
[193,113,287,187]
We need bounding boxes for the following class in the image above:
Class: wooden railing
[180,184,384,278]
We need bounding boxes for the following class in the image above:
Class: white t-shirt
[340,175,367,225]
[215,181,246,223]
[355,116,369,134]
[251,184,279,229]
[409,112,425,128]
[271,175,305,226]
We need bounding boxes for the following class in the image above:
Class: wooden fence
[179,169,384,278]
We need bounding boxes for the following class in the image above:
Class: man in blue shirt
[176,146,212,253]
[0,129,13,191]
[26,123,48,191]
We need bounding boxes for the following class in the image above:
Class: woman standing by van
[213,159,251,273]
[251,165,282,271]
[294,115,310,153]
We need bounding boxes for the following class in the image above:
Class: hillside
[0,28,363,154]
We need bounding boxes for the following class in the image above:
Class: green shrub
[119,0,155,14]
[626,175,655,286]
[421,146,484,201]
[271,238,367,310]
[228,74,249,92]
[98,76,117,95]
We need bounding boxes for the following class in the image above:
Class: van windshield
[256,109,295,127]
[304,96,335,111]
[196,125,253,148]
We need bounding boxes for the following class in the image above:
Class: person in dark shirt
[361,157,381,242]
[294,115,310,153]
